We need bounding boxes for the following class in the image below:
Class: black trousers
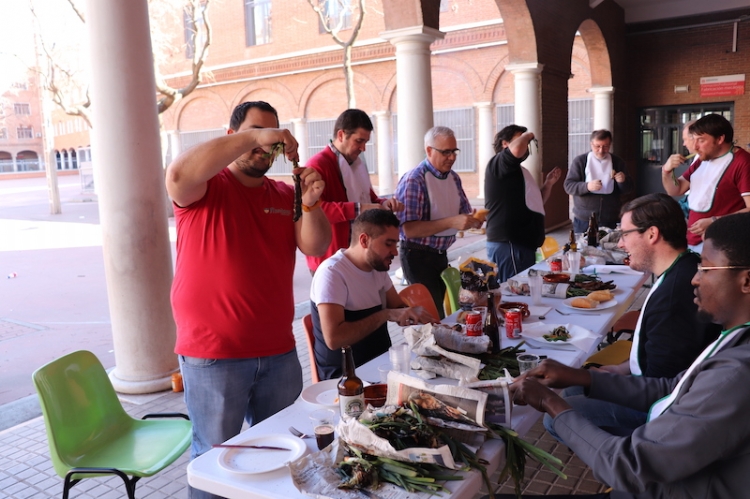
[399,244,448,320]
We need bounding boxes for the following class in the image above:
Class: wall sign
[700,74,745,97]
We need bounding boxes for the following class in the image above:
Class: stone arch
[485,54,512,102]
[174,92,228,131]
[299,71,383,119]
[578,19,612,87]
[232,79,297,120]
[431,57,485,106]
[492,0,538,64]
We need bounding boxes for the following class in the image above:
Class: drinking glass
[528,274,543,306]
[388,344,411,374]
[517,353,540,374]
[309,409,336,450]
[567,251,581,279]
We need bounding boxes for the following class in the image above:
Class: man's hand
[361,203,387,212]
[381,198,405,212]
[523,359,591,389]
[510,377,571,417]
[296,167,325,207]
[388,306,437,326]
[662,154,686,174]
[688,217,713,237]
[587,179,603,192]
[544,167,562,186]
[613,171,626,183]
[254,128,299,163]
[452,214,483,231]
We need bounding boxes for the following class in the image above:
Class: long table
[188,266,650,498]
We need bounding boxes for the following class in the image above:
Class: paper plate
[300,379,370,407]
[562,297,618,312]
[521,323,596,350]
[218,434,306,474]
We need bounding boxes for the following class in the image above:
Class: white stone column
[85,0,178,393]
[380,27,444,177]
[475,102,494,200]
[507,63,544,183]
[589,86,614,134]
[374,110,393,195]
[291,118,308,165]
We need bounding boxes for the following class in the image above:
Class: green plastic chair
[441,266,462,316]
[32,350,192,499]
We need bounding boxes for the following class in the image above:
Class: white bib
[687,151,734,213]
[424,170,461,237]
[629,272,664,376]
[335,146,373,205]
[522,167,545,215]
[584,152,615,195]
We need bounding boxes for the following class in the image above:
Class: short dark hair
[590,129,612,142]
[620,193,687,250]
[229,101,279,131]
[333,109,373,138]
[689,114,734,144]
[351,209,400,242]
[493,125,527,154]
[704,212,750,267]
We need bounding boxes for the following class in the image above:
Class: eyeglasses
[432,147,460,157]
[615,228,643,239]
[696,265,750,273]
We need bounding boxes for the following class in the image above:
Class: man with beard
[310,210,435,380]
[543,193,720,442]
[166,101,331,499]
[505,212,750,499]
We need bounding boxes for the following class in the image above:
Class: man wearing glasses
[394,126,482,318]
[484,125,562,282]
[543,193,720,442]
[507,211,750,499]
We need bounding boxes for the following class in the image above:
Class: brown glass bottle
[586,212,599,247]
[338,347,364,420]
[485,293,501,354]
[568,228,577,253]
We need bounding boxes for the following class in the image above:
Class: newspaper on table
[402,323,484,381]
[462,378,512,426]
[290,438,437,499]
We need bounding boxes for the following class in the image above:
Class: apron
[424,169,461,237]
[584,152,615,195]
[522,167,545,215]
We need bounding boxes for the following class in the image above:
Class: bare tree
[30,0,212,128]
[307,0,367,109]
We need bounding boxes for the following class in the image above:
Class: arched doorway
[0,151,12,173]
[17,151,40,171]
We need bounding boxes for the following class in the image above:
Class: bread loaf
[587,290,613,302]
[571,297,597,309]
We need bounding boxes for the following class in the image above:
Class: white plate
[521,323,597,351]
[300,378,340,407]
[562,297,618,311]
[218,434,306,474]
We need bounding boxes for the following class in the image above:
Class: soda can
[505,308,523,339]
[549,258,562,272]
[465,311,483,336]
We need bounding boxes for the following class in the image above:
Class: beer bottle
[568,228,577,253]
[338,347,364,420]
[485,293,501,354]
[586,213,599,247]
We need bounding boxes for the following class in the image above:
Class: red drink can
[505,308,523,339]
[550,258,563,272]
[465,311,483,336]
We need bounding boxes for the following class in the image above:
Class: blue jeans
[180,349,303,499]
[543,385,647,444]
[486,240,536,283]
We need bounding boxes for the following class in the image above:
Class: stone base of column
[108,369,176,394]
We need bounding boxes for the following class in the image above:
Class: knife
[212,444,291,451]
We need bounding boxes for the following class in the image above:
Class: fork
[288,426,312,439]
[555,308,601,316]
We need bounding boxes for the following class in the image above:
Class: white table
[188,266,650,498]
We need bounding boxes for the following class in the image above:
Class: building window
[318,0,352,33]
[0,128,7,140]
[244,0,271,47]
[184,3,207,59]
[14,103,31,115]
[17,126,33,139]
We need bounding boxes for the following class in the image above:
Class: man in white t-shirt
[310,210,435,380]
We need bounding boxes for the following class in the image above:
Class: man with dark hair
[662,113,750,252]
[395,126,482,318]
[306,108,403,273]
[565,129,633,232]
[543,193,720,441]
[484,124,561,281]
[166,101,331,499]
[508,212,750,499]
[310,210,434,380]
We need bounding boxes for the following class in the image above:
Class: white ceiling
[611,0,750,23]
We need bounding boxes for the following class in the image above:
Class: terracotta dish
[542,273,571,283]
[364,384,387,408]
[497,302,530,318]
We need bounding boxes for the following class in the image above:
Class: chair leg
[63,468,140,499]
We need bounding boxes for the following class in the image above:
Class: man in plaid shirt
[394,126,481,318]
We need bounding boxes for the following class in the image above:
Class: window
[0,128,7,140]
[17,126,33,139]
[318,0,352,33]
[184,3,207,59]
[14,103,31,115]
[244,0,271,47]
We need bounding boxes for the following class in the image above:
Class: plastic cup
[388,344,411,374]
[517,353,540,374]
[309,408,336,450]
[378,363,392,384]
[528,274,543,306]
[567,251,581,279]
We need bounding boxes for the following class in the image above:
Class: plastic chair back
[398,283,441,321]
[440,267,462,316]
[303,314,320,384]
[540,236,560,259]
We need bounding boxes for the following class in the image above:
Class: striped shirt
[394,159,473,251]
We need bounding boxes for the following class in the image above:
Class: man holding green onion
[509,212,750,498]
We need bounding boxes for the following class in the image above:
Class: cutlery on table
[554,308,601,316]
[288,426,312,439]
[212,444,291,451]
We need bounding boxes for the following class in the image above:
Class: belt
[400,241,447,255]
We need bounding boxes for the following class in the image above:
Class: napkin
[582,264,643,275]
